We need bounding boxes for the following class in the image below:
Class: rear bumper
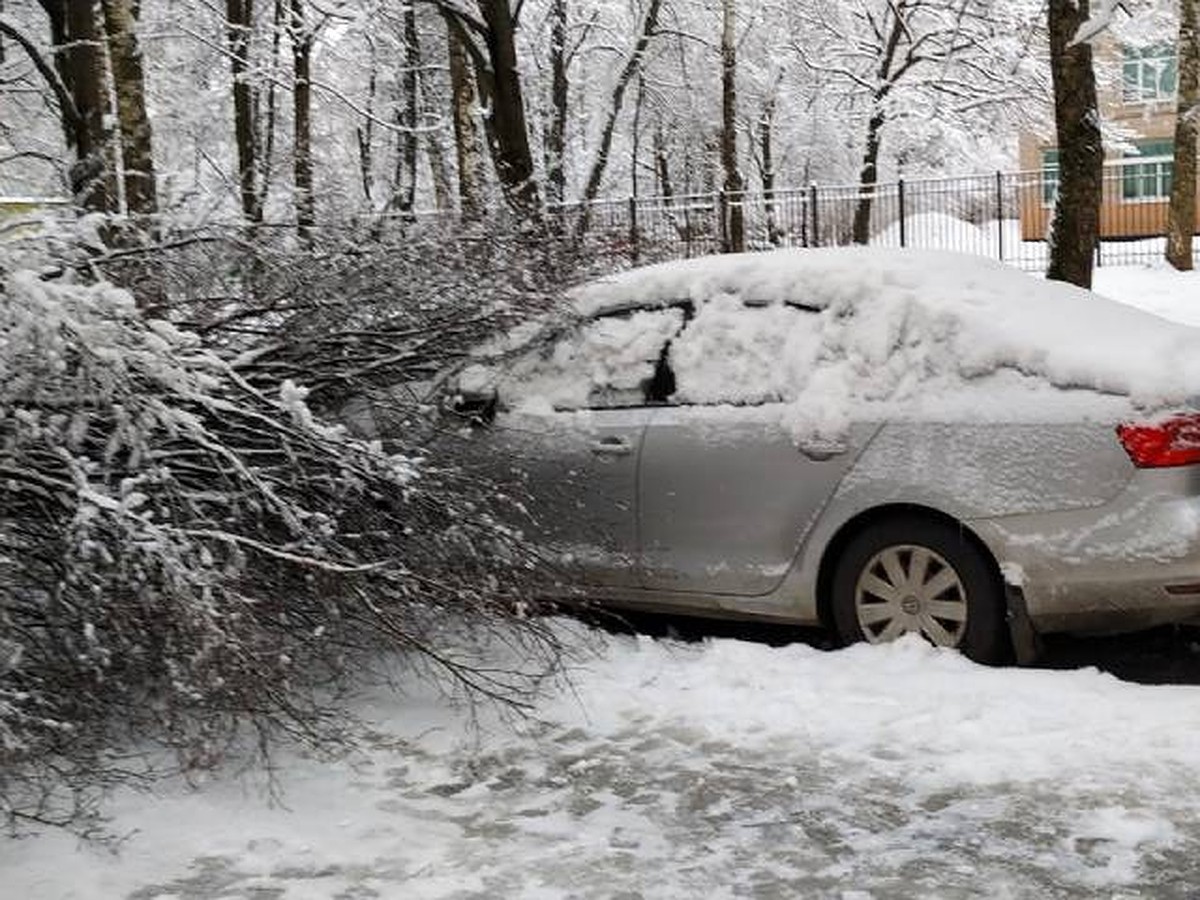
[969,467,1200,634]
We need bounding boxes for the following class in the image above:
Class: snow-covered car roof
[566,248,1200,412]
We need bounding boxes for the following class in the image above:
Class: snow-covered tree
[790,0,1047,243]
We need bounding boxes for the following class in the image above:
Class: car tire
[831,517,1010,665]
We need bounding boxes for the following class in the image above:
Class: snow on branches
[0,259,563,828]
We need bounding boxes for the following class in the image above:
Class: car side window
[499,308,686,411]
[667,297,821,406]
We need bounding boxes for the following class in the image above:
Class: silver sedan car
[360,249,1200,664]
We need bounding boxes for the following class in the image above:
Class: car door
[637,298,868,596]
[478,405,650,587]
[462,307,686,588]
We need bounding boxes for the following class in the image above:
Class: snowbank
[872,212,992,252]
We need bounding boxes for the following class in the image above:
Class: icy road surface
[7,628,1200,899]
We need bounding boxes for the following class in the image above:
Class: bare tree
[17,0,118,212]
[447,21,484,218]
[794,0,1045,245]
[544,0,568,208]
[356,33,378,204]
[1167,0,1199,271]
[421,75,453,210]
[1046,0,1103,288]
[0,13,79,154]
[392,2,420,213]
[755,82,782,247]
[720,0,744,252]
[225,0,261,222]
[291,0,314,237]
[100,0,158,221]
[576,0,663,234]
[435,0,539,219]
[258,0,286,215]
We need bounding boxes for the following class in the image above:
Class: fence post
[717,190,728,253]
[684,203,693,258]
[898,178,907,248]
[809,183,819,248]
[628,195,640,265]
[995,171,1004,262]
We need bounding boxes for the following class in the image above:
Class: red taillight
[1117,413,1200,468]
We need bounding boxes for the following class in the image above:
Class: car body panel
[487,407,650,588]
[969,466,1200,632]
[639,405,873,596]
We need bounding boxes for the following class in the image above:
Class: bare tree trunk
[99,0,157,221]
[720,0,743,253]
[392,2,420,212]
[477,0,539,218]
[654,125,674,201]
[576,0,663,235]
[544,0,568,208]
[631,72,645,198]
[759,97,779,246]
[290,0,314,239]
[356,38,376,204]
[439,1,538,220]
[421,75,453,210]
[851,9,906,246]
[64,0,115,213]
[446,22,483,218]
[1167,0,1199,271]
[4,8,79,152]
[36,0,82,165]
[1046,0,1103,288]
[851,109,886,244]
[226,0,261,222]
[257,0,285,215]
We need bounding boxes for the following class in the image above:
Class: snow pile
[559,249,1200,431]
[872,212,990,251]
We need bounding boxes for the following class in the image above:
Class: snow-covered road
[7,627,1200,899]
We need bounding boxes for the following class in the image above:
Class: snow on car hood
[568,248,1200,418]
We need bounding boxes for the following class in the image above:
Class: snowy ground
[7,628,1200,899]
[1093,265,1200,328]
[4,260,1200,900]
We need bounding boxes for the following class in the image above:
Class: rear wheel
[831,518,1010,664]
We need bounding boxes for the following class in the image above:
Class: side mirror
[448,364,499,425]
[448,386,498,425]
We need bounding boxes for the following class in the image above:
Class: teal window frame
[1041,149,1060,205]
[1122,44,1178,103]
[1121,139,1175,201]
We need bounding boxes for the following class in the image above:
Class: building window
[1122,139,1174,201]
[1122,45,1177,102]
[1041,149,1059,204]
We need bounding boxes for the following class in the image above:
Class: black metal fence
[7,164,1197,273]
[556,165,1200,272]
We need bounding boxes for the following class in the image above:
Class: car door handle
[591,436,633,456]
[797,442,846,461]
